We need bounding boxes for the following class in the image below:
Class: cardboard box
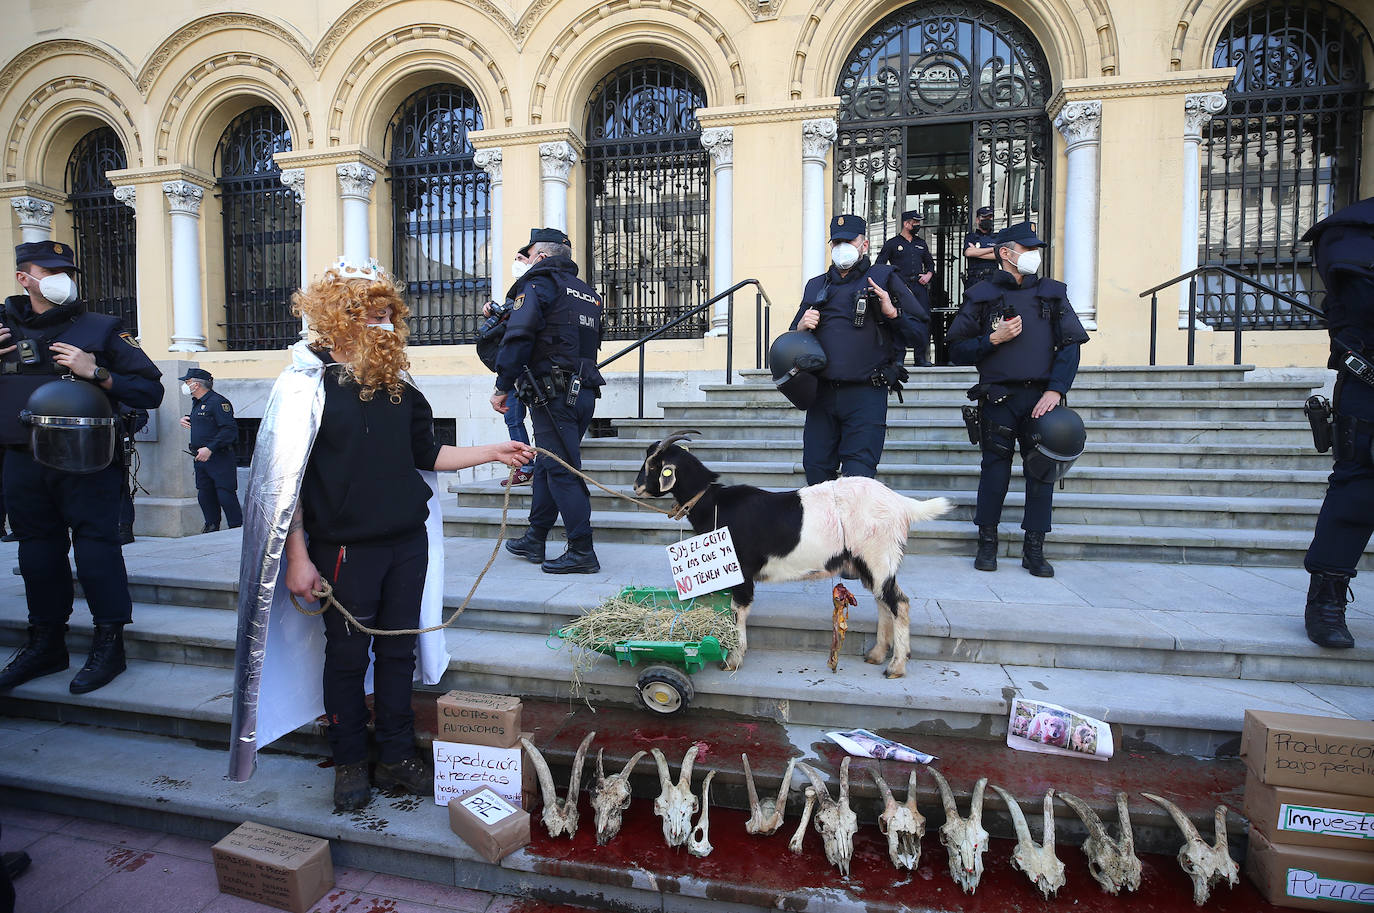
[448,786,530,863]
[1241,709,1374,797]
[211,821,334,913]
[436,691,521,748]
[1246,825,1374,911]
[1244,769,1374,853]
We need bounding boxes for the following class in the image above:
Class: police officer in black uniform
[791,214,929,485]
[0,240,164,694]
[490,228,605,574]
[963,206,998,287]
[946,222,1088,578]
[1298,198,1374,649]
[875,210,935,309]
[178,367,241,533]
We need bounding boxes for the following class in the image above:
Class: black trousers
[3,448,132,627]
[803,382,888,485]
[1306,379,1374,577]
[309,530,428,765]
[195,455,242,527]
[526,386,596,543]
[975,385,1055,533]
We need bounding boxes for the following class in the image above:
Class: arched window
[387,84,490,345]
[585,61,710,340]
[1200,0,1370,328]
[66,126,137,333]
[215,106,301,351]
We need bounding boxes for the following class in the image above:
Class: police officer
[1298,198,1374,649]
[177,368,241,533]
[946,222,1088,578]
[489,228,605,574]
[482,247,537,487]
[791,214,929,484]
[0,240,164,694]
[963,206,998,287]
[875,210,935,306]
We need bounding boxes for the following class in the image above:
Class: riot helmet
[1023,405,1085,484]
[769,330,828,410]
[19,377,119,473]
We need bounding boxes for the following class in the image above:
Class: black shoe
[0,625,69,690]
[1021,531,1054,578]
[543,540,600,575]
[505,531,546,564]
[69,624,127,694]
[974,525,998,572]
[1,530,18,542]
[201,523,220,534]
[2,850,30,880]
[118,524,135,545]
[1305,572,1356,649]
[333,761,372,812]
[375,755,433,796]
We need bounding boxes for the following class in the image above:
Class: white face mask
[510,261,530,280]
[23,272,77,306]
[1014,249,1043,276]
[181,382,192,396]
[831,242,860,270]
[369,322,396,333]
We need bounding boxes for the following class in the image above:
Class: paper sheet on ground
[827,728,936,764]
[1007,697,1114,761]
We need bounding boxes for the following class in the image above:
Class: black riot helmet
[19,377,119,473]
[768,330,828,410]
[1023,405,1086,484]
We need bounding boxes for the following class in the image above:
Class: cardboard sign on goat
[435,690,521,748]
[668,527,744,598]
[448,786,530,863]
[211,821,333,913]
[1241,709,1374,797]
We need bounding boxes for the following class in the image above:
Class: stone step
[698,380,1322,403]
[732,365,1267,384]
[658,399,1309,424]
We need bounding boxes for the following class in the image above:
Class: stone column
[539,141,578,231]
[163,180,207,352]
[1053,100,1103,330]
[701,127,734,331]
[1180,92,1228,326]
[11,197,55,243]
[112,186,142,334]
[280,168,307,292]
[337,163,377,263]
[801,119,837,283]
[475,148,504,295]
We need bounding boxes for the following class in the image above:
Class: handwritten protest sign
[433,741,523,808]
[667,527,744,598]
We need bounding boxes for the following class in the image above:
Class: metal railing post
[760,289,769,369]
[1149,293,1158,366]
[1187,277,1197,366]
[726,291,735,385]
[638,345,646,419]
[1233,273,1243,365]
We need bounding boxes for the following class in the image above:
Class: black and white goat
[633,431,952,678]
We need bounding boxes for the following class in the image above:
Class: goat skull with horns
[590,748,645,846]
[743,754,797,836]
[871,768,925,871]
[651,745,700,848]
[521,732,594,839]
[1143,793,1239,906]
[1058,791,1141,895]
[797,760,858,876]
[992,785,1065,899]
[929,769,989,894]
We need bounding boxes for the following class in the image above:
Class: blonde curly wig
[292,268,411,402]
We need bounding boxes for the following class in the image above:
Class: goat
[633,431,952,677]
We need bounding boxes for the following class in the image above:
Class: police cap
[518,227,571,256]
[15,240,80,272]
[994,221,1045,249]
[901,210,922,223]
[829,214,866,241]
[976,206,994,218]
[178,367,213,383]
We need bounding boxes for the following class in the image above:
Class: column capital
[337,163,378,202]
[801,118,838,162]
[1053,100,1103,149]
[11,196,55,232]
[1183,92,1228,141]
[539,141,579,182]
[474,148,503,182]
[112,186,138,213]
[280,168,306,203]
[162,180,205,216]
[701,127,734,168]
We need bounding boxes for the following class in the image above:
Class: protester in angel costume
[228,258,532,811]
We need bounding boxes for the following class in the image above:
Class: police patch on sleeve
[221,403,232,412]
[513,293,525,311]
[120,332,141,348]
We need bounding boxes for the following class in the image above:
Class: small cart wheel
[636,665,694,715]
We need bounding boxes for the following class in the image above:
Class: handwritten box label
[667,527,744,598]
[432,740,523,808]
[459,788,519,826]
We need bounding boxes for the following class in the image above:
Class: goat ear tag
[659,466,676,491]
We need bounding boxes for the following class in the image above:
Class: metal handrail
[1138,265,1323,366]
[597,278,775,418]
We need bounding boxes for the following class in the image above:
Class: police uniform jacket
[945,271,1088,394]
[788,258,929,383]
[493,255,605,393]
[963,229,997,280]
[874,233,934,291]
[0,295,164,446]
[189,389,239,455]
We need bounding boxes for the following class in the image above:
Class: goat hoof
[863,651,885,665]
[883,666,906,679]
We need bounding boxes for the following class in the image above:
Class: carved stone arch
[0,39,135,102]
[157,69,309,170]
[327,28,512,147]
[529,2,748,124]
[792,0,1117,101]
[135,12,313,96]
[5,78,143,184]
[1170,0,1374,70]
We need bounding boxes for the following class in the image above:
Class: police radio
[853,287,876,328]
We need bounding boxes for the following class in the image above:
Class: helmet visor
[29,416,119,474]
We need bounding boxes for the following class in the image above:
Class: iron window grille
[66,126,138,334]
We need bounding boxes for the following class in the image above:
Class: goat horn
[797,762,830,799]
[596,747,607,784]
[619,749,646,780]
[970,777,987,821]
[991,784,1033,846]
[929,767,959,819]
[776,758,798,807]
[678,744,699,787]
[1058,791,1110,843]
[652,748,671,790]
[838,757,852,808]
[742,754,761,812]
[566,731,595,799]
[1213,804,1230,852]
[648,429,702,462]
[1117,791,1136,851]
[1142,792,1204,845]
[905,769,920,811]
[870,768,896,808]
[1042,788,1057,850]
[521,737,559,809]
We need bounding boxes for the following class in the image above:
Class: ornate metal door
[216,106,301,351]
[67,126,138,333]
[585,61,710,340]
[1200,0,1370,328]
[388,84,490,345]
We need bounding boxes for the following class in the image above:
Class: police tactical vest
[803,262,903,382]
[962,277,1084,384]
[531,268,605,386]
[1302,197,1374,368]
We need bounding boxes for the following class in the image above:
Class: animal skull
[929,768,989,894]
[590,748,645,846]
[789,787,817,854]
[1142,793,1239,906]
[521,731,594,839]
[743,754,797,836]
[991,785,1065,899]
[1058,791,1141,895]
[798,759,858,876]
[870,768,925,871]
[687,770,716,858]
[651,745,699,848]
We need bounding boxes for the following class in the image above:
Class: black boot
[375,755,433,796]
[2,850,31,880]
[333,761,372,812]
[542,538,600,574]
[69,624,127,694]
[201,522,220,534]
[1305,572,1356,649]
[0,625,69,690]
[974,525,998,572]
[118,524,135,545]
[1021,531,1054,578]
[504,530,546,564]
